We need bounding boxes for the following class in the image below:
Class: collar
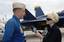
[13,15,20,23]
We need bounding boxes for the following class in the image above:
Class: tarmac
[0,28,64,42]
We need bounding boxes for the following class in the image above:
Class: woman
[43,12,62,42]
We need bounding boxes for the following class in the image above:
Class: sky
[0,0,64,21]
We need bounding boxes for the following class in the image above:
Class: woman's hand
[35,31,43,39]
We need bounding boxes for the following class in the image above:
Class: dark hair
[13,8,17,12]
[13,8,21,13]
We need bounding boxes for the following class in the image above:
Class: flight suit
[3,15,25,42]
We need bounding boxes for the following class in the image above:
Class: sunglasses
[47,18,52,21]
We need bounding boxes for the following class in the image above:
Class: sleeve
[3,21,15,42]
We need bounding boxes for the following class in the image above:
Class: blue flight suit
[3,15,25,42]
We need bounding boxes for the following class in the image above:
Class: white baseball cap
[13,2,25,9]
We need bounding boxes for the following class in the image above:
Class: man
[3,2,26,42]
